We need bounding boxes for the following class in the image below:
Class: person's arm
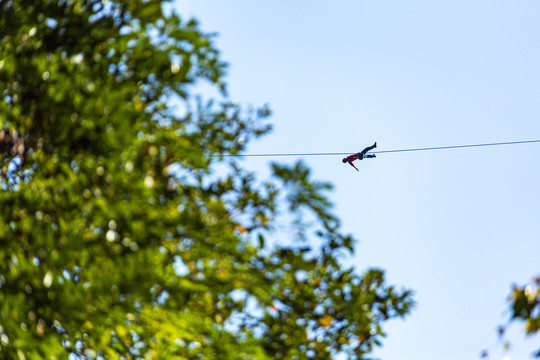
[349,161,359,171]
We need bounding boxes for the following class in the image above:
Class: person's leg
[359,147,371,158]
[359,142,377,158]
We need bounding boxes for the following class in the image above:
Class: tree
[0,1,414,359]
[508,276,540,357]
[495,277,540,358]
[481,277,539,359]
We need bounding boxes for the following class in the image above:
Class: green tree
[499,277,539,358]
[508,277,539,351]
[0,1,413,359]
[481,277,539,359]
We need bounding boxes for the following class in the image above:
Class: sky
[174,1,540,359]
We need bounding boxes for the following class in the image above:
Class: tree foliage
[508,277,540,341]
[503,277,539,358]
[0,1,413,359]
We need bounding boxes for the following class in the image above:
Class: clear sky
[174,1,540,359]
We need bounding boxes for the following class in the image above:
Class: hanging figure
[342,142,377,171]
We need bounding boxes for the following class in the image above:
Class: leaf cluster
[506,277,540,357]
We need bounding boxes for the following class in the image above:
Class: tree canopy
[0,1,413,359]
[503,277,539,358]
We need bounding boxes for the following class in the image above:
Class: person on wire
[342,142,377,171]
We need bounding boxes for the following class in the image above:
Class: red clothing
[345,154,359,163]
[345,154,359,171]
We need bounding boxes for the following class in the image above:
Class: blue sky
[174,1,540,359]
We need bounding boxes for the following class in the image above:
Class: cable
[215,139,540,157]
[375,139,540,154]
